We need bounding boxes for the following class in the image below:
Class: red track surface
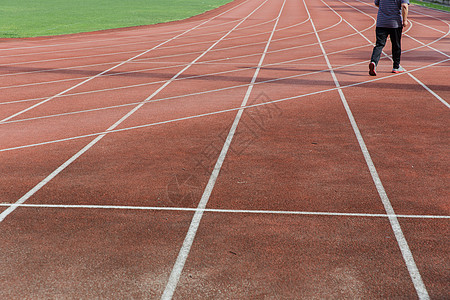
[0,0,449,298]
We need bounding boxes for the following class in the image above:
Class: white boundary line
[0,0,272,223]
[161,1,287,298]
[1,203,448,219]
[308,0,430,298]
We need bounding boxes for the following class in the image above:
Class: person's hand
[403,20,408,27]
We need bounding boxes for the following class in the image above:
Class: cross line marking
[1,203,448,219]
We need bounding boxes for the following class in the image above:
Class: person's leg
[390,27,403,69]
[370,27,389,65]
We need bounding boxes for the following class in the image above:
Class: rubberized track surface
[0,0,449,298]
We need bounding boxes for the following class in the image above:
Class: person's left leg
[390,27,403,69]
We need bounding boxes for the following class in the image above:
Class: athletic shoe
[392,66,405,73]
[369,62,377,76]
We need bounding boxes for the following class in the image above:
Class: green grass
[410,0,450,12]
[0,0,233,38]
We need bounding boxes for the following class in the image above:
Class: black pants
[370,27,403,69]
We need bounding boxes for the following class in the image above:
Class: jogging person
[369,0,409,76]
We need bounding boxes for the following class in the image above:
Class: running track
[0,0,449,298]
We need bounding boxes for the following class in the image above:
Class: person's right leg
[370,27,389,66]
[369,27,389,75]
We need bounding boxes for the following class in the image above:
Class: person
[369,0,409,76]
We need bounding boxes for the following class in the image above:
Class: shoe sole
[369,62,376,76]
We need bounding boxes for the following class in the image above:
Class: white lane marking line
[0,2,248,124]
[0,0,272,223]
[409,73,450,108]
[308,1,430,299]
[339,0,450,109]
[1,203,449,219]
[161,0,286,298]
[404,28,450,109]
[1,57,447,153]
[411,19,446,34]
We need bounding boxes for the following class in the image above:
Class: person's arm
[402,3,409,27]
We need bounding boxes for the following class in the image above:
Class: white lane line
[1,57,447,153]
[409,74,450,108]
[0,0,272,223]
[404,28,450,109]
[161,1,286,298]
[1,203,449,219]
[411,19,446,34]
[0,2,249,124]
[306,0,430,299]
[341,0,450,109]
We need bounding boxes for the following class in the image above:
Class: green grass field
[0,0,233,38]
[411,0,450,11]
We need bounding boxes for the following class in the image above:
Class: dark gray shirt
[375,0,409,28]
